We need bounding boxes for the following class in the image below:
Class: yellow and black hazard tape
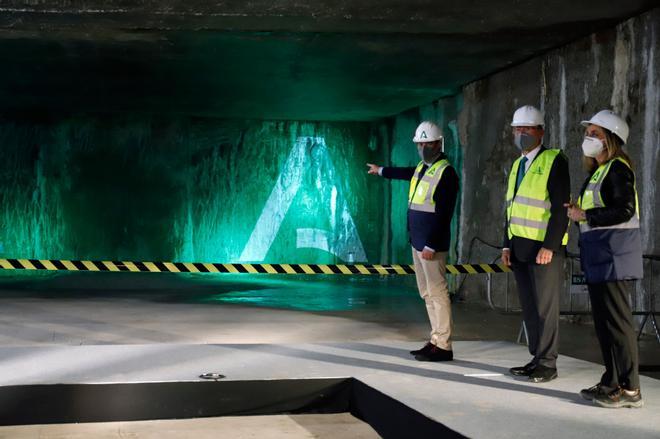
[0,259,510,275]
[445,263,510,275]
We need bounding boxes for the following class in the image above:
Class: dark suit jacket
[503,146,570,263]
[382,154,459,252]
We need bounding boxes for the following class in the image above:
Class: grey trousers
[512,253,564,369]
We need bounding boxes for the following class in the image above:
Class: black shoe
[410,342,434,356]
[594,387,643,408]
[528,365,557,383]
[509,362,536,377]
[579,383,610,401]
[415,346,453,362]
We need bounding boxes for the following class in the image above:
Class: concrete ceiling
[0,1,656,121]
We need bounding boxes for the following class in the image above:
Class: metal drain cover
[199,372,226,380]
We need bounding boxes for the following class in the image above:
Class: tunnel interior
[0,7,658,437]
[0,1,656,269]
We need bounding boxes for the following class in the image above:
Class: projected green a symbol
[240,136,366,263]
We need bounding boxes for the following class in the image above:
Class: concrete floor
[0,272,656,373]
[0,414,380,439]
[0,341,658,438]
[0,272,658,438]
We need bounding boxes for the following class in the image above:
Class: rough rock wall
[0,117,384,265]
[456,8,659,310]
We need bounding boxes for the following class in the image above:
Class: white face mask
[581,136,604,158]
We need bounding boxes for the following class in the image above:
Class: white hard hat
[413,121,443,143]
[510,105,544,127]
[580,110,629,144]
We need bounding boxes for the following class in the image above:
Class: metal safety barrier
[0,258,511,276]
[484,252,660,345]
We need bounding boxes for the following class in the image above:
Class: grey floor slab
[0,414,380,439]
[0,276,657,438]
[0,340,657,439]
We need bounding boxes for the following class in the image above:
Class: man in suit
[367,121,459,361]
[502,105,570,383]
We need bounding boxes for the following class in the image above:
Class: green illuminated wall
[0,117,385,263]
[0,101,462,265]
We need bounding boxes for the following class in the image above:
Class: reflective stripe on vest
[505,149,569,245]
[408,159,450,213]
[578,157,640,233]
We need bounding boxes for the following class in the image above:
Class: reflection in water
[0,271,421,315]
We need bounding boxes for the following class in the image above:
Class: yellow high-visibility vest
[506,149,569,244]
[408,159,450,213]
[578,157,640,233]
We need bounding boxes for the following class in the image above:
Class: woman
[566,110,643,409]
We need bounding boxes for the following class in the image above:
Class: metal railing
[478,246,659,344]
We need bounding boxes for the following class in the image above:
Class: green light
[239,136,365,263]
[194,273,420,313]
[0,104,463,269]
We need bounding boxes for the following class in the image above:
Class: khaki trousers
[412,247,452,350]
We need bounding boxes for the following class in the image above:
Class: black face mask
[514,132,538,151]
[417,143,442,164]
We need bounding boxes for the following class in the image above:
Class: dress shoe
[528,365,557,383]
[579,383,610,401]
[415,345,453,362]
[410,342,434,356]
[509,362,536,376]
[594,387,643,408]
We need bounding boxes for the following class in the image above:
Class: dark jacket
[582,159,637,227]
[382,154,459,252]
[578,159,643,282]
[503,146,570,263]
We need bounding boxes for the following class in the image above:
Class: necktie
[515,157,528,191]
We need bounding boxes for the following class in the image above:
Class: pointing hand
[366,163,382,175]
